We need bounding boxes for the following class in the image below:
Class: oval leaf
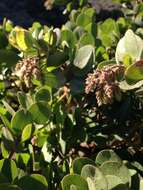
[21,124,33,142]
[0,159,18,182]
[116,29,143,64]
[125,60,143,84]
[72,157,95,174]
[28,102,51,124]
[73,45,94,69]
[96,149,121,166]
[81,165,108,190]
[100,161,131,186]
[16,174,48,190]
[61,174,88,190]
[11,110,32,134]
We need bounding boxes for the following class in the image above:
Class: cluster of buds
[14,57,41,88]
[85,65,125,106]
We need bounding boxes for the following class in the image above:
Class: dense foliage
[0,0,143,189]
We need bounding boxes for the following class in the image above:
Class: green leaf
[117,16,127,27]
[100,161,131,187]
[99,34,113,47]
[41,142,53,163]
[0,49,19,68]
[0,159,18,182]
[125,60,143,84]
[79,33,95,47]
[97,60,116,69]
[84,8,96,19]
[116,29,143,64]
[44,72,58,88]
[106,175,128,190]
[16,174,48,190]
[0,114,11,128]
[70,10,80,23]
[28,102,51,124]
[76,13,91,27]
[61,30,77,48]
[16,153,30,167]
[129,169,140,190]
[15,28,35,51]
[81,165,108,190]
[123,54,133,68]
[17,92,33,109]
[48,51,67,68]
[43,28,57,46]
[35,87,51,102]
[85,23,97,37]
[62,21,76,31]
[61,174,88,190]
[1,142,10,158]
[119,80,143,91]
[99,18,120,37]
[96,149,122,166]
[98,18,120,47]
[140,178,143,190]
[2,100,15,116]
[11,109,32,134]
[73,45,94,69]
[72,157,95,174]
[135,13,143,26]
[131,161,143,173]
[21,124,33,142]
[17,92,27,109]
[5,20,14,32]
[2,127,15,150]
[125,30,143,60]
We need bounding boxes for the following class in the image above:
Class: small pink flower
[14,57,41,88]
[85,65,124,106]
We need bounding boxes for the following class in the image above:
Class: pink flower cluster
[85,64,125,106]
[14,57,41,88]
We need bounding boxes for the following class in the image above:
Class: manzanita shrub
[62,149,143,190]
[0,1,143,190]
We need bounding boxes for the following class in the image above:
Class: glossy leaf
[2,100,15,116]
[2,127,15,150]
[79,33,95,47]
[76,13,91,27]
[17,174,48,190]
[15,27,36,51]
[28,102,51,124]
[100,161,131,186]
[73,45,94,69]
[61,174,88,190]
[21,124,33,142]
[106,175,128,190]
[72,157,95,174]
[96,149,122,166]
[11,110,32,134]
[61,30,77,48]
[81,165,108,190]
[125,60,143,84]
[0,159,18,182]
[116,29,143,64]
